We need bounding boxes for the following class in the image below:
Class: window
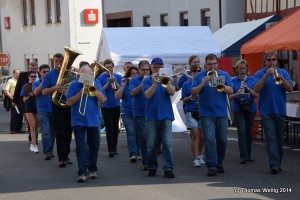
[180,12,188,26]
[55,0,61,23]
[201,9,211,27]
[30,0,36,25]
[46,0,52,23]
[143,16,150,27]
[22,0,28,26]
[160,14,168,26]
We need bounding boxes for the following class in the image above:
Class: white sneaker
[33,145,39,153]
[197,155,205,165]
[193,159,201,167]
[30,144,34,152]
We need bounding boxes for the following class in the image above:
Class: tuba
[52,46,82,107]
[207,70,225,92]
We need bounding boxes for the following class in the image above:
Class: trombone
[207,70,225,92]
[79,66,99,116]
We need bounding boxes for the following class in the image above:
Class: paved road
[0,102,299,200]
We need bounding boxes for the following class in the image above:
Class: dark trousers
[11,100,24,132]
[52,103,72,162]
[101,106,120,153]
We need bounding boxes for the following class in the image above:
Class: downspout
[102,0,105,27]
[219,0,222,28]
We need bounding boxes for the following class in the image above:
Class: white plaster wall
[0,0,103,74]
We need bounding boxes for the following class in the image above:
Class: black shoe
[114,151,118,155]
[15,130,25,133]
[108,152,114,158]
[271,167,278,174]
[164,170,175,178]
[44,153,51,160]
[59,160,67,168]
[217,167,224,173]
[130,155,137,163]
[148,170,156,177]
[10,131,15,134]
[207,171,216,176]
[142,166,149,171]
[240,161,247,164]
[67,158,73,165]
[248,158,254,162]
[279,167,282,172]
[50,152,55,158]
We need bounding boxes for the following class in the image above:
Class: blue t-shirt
[253,67,292,115]
[142,76,174,121]
[192,69,232,117]
[177,72,190,89]
[231,76,256,112]
[120,82,133,116]
[129,75,146,117]
[42,69,59,90]
[181,79,198,112]
[20,83,36,105]
[66,80,104,127]
[32,79,52,113]
[96,73,122,108]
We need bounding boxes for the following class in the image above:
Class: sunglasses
[42,71,49,73]
[30,75,37,78]
[266,58,277,62]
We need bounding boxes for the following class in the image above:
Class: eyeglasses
[30,76,37,78]
[266,58,277,62]
[42,71,49,73]
[238,67,247,70]
[141,69,150,71]
[206,63,218,66]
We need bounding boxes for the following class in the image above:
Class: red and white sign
[4,17,10,29]
[84,9,98,24]
[0,53,10,66]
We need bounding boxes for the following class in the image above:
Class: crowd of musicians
[4,50,293,182]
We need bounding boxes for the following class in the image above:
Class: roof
[213,15,282,57]
[96,26,221,67]
[241,8,300,54]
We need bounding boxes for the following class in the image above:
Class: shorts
[24,103,37,114]
[185,112,202,129]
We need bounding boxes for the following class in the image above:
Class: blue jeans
[73,126,100,176]
[38,112,55,154]
[234,111,256,161]
[146,120,173,171]
[201,116,228,172]
[260,114,285,169]
[121,114,138,157]
[134,116,148,166]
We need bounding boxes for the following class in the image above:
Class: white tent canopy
[96,26,221,67]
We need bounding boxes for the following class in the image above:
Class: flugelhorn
[207,70,225,92]
[274,69,283,84]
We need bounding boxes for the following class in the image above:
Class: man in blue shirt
[96,59,122,158]
[33,64,54,160]
[42,53,73,167]
[192,54,233,176]
[253,50,293,174]
[143,57,176,178]
[130,60,151,170]
[67,65,106,183]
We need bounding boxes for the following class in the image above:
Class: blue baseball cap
[151,57,164,65]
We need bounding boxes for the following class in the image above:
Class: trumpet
[154,74,171,87]
[207,70,225,92]
[79,67,99,116]
[274,69,283,84]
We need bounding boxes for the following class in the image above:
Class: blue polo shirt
[129,75,146,117]
[32,79,52,113]
[96,73,122,108]
[231,76,256,112]
[120,82,133,116]
[20,83,36,105]
[181,79,198,112]
[142,76,174,121]
[253,67,292,115]
[66,80,104,127]
[192,70,232,117]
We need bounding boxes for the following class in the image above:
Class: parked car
[0,75,13,98]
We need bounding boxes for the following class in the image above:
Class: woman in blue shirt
[20,71,39,153]
[229,59,258,164]
[115,66,139,162]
